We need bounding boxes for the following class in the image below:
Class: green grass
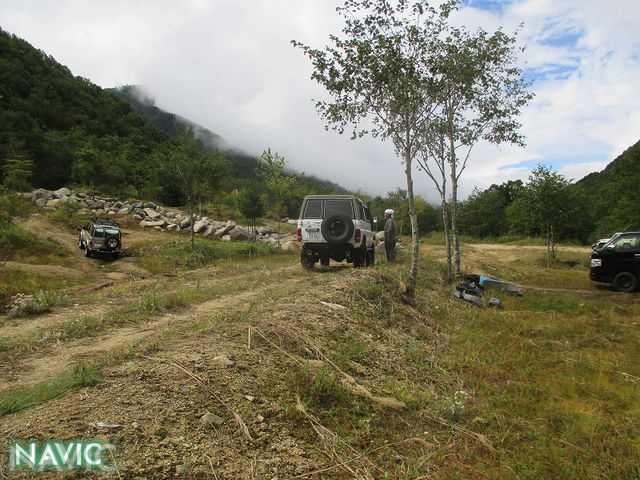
[129,238,276,274]
[0,362,102,416]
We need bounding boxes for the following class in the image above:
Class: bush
[5,291,60,318]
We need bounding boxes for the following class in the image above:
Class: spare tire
[105,236,119,251]
[321,214,354,245]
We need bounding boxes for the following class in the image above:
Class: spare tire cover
[106,236,119,250]
[321,214,354,245]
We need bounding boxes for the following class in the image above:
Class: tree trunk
[446,108,461,277]
[189,197,195,251]
[404,142,419,298]
[441,198,453,282]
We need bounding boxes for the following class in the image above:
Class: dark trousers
[385,241,396,261]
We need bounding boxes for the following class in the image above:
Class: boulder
[212,226,229,238]
[132,214,144,221]
[221,235,231,242]
[140,219,166,228]
[229,227,251,241]
[35,198,48,207]
[132,202,143,209]
[193,218,209,234]
[143,201,157,209]
[134,207,146,217]
[226,220,237,230]
[374,231,385,242]
[257,226,275,235]
[179,217,192,229]
[144,208,162,219]
[200,224,215,236]
[53,187,71,198]
[46,199,61,208]
[117,206,130,215]
[31,189,50,202]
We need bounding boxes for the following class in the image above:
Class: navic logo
[9,441,115,471]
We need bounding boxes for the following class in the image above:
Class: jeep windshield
[303,199,354,219]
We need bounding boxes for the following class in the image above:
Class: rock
[229,226,251,241]
[221,235,231,242]
[53,187,71,198]
[31,189,50,202]
[200,412,225,427]
[179,217,192,229]
[143,201,157,209]
[211,355,235,367]
[117,206,130,215]
[376,242,386,255]
[281,241,300,251]
[132,214,144,221]
[132,202,143,209]
[201,224,215,236]
[226,220,237,230]
[144,208,162,219]
[193,218,209,234]
[46,199,61,208]
[213,226,229,238]
[35,198,48,207]
[244,395,255,402]
[374,231,385,242]
[167,224,179,231]
[23,192,33,200]
[257,226,275,235]
[140,220,166,228]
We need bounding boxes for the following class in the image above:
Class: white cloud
[1,0,639,203]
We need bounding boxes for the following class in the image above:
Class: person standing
[383,208,397,261]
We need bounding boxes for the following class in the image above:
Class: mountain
[110,85,259,179]
[0,27,345,212]
[573,139,640,235]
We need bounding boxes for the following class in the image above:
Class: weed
[5,291,63,318]
[0,362,102,416]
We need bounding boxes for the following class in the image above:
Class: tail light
[89,241,94,247]
[297,228,302,242]
[355,229,361,243]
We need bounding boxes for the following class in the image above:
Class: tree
[419,23,533,277]
[235,182,265,240]
[2,153,34,192]
[71,146,102,197]
[527,165,571,266]
[293,0,454,297]
[258,148,298,248]
[165,129,229,250]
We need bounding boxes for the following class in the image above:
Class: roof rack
[90,218,120,227]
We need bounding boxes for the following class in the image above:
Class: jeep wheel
[321,214,354,245]
[84,247,92,258]
[353,244,366,268]
[320,255,330,267]
[366,245,375,267]
[78,236,84,249]
[301,251,314,270]
[613,272,638,292]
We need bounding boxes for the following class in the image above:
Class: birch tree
[293,0,454,297]
[419,24,532,276]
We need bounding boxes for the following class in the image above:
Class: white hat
[384,209,394,215]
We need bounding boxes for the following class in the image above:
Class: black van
[590,231,640,292]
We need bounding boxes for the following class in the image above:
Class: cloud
[1,0,639,203]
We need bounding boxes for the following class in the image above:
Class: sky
[1,0,639,202]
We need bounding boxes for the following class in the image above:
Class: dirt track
[1,218,413,478]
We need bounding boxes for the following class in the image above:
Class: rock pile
[24,188,298,247]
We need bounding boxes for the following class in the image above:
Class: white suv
[297,195,375,269]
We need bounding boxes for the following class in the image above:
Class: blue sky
[1,0,639,201]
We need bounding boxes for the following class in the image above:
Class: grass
[129,237,276,274]
[0,362,102,416]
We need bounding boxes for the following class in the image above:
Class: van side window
[613,234,640,252]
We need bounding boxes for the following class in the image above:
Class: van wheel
[613,272,638,292]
